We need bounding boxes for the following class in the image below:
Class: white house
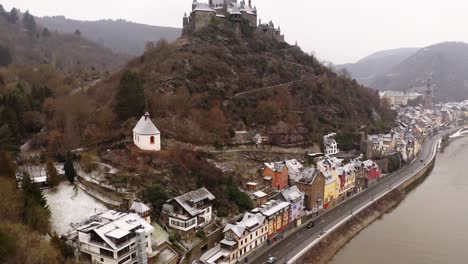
[161,188,215,240]
[75,210,154,264]
[200,212,268,264]
[323,133,339,156]
[133,112,161,151]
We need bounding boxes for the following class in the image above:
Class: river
[330,135,468,264]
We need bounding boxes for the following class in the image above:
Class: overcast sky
[3,0,467,64]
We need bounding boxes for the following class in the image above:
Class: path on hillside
[230,55,319,98]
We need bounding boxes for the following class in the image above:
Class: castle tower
[182,13,190,36]
[192,0,197,11]
[424,79,433,109]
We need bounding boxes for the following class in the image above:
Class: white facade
[200,212,268,264]
[323,133,339,156]
[162,188,215,233]
[133,112,161,151]
[76,210,154,264]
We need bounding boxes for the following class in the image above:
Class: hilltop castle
[183,0,284,41]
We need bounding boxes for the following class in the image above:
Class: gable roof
[173,188,215,217]
[76,210,153,250]
[133,112,160,135]
[280,186,303,203]
[130,201,150,214]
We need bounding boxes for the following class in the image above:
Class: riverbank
[329,134,468,264]
[297,189,405,264]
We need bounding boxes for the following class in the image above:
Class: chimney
[249,0,252,7]
[144,112,150,121]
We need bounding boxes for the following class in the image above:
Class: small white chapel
[133,112,161,151]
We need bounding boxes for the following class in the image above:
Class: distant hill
[337,48,419,86]
[371,42,468,101]
[36,16,181,56]
[0,10,125,73]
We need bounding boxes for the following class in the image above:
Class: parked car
[267,256,277,263]
[306,221,315,229]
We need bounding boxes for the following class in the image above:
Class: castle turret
[192,0,197,11]
[182,13,190,36]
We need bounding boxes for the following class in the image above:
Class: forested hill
[0,7,126,73]
[74,19,396,150]
[36,16,181,56]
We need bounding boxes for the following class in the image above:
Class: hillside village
[3,1,468,264]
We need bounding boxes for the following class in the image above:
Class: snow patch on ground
[44,182,108,235]
[152,223,169,246]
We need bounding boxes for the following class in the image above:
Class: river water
[330,136,468,264]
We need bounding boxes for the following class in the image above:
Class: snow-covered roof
[223,212,266,238]
[264,162,287,172]
[285,159,304,175]
[296,167,317,183]
[252,191,267,198]
[252,200,290,217]
[76,210,153,250]
[281,186,303,203]
[173,188,215,217]
[130,201,150,214]
[133,112,160,135]
[193,2,216,12]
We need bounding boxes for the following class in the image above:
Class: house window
[150,136,155,144]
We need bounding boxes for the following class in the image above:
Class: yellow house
[323,170,340,209]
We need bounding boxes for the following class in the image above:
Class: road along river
[330,135,468,264]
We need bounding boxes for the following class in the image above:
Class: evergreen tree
[41,27,51,38]
[0,5,5,17]
[114,70,145,120]
[0,45,12,67]
[21,11,36,33]
[64,157,76,184]
[21,172,51,233]
[0,124,16,152]
[7,8,19,24]
[46,160,59,187]
[0,151,16,178]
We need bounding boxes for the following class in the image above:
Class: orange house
[263,162,289,190]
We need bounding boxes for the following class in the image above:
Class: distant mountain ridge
[0,10,125,73]
[371,42,468,101]
[36,16,181,56]
[337,48,419,86]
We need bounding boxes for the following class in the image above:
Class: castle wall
[241,13,257,27]
[191,11,216,33]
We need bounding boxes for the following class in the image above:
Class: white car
[267,256,277,263]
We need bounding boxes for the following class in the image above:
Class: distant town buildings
[133,112,161,151]
[380,91,423,106]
